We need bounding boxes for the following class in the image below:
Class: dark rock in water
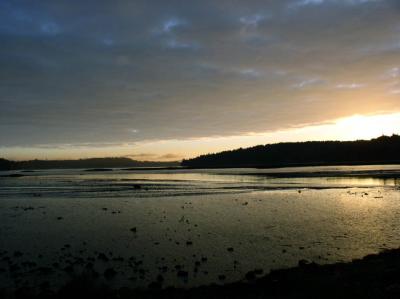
[186,241,193,246]
[97,253,109,262]
[245,270,257,281]
[39,281,50,290]
[9,264,20,272]
[177,270,189,278]
[57,217,63,220]
[38,267,53,275]
[218,274,226,281]
[130,227,137,233]
[227,247,234,252]
[63,266,74,273]
[104,268,117,279]
[298,259,311,267]
[157,274,164,283]
[112,256,124,262]
[148,281,162,289]
[133,184,141,190]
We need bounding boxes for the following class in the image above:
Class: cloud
[161,18,186,33]
[0,0,399,152]
[291,0,325,7]
[126,152,182,161]
[388,67,400,78]
[292,78,325,89]
[239,14,267,27]
[165,38,199,50]
[290,0,381,7]
[335,83,365,89]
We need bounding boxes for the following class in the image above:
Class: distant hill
[181,135,400,168]
[0,157,179,171]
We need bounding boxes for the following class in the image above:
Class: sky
[0,0,399,161]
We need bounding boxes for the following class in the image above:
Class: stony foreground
[2,247,400,299]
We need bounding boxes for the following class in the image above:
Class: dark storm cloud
[0,0,399,147]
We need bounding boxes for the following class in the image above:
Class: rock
[177,270,189,278]
[245,271,256,281]
[298,259,311,267]
[157,274,164,283]
[97,253,109,262]
[104,268,117,279]
[63,266,74,273]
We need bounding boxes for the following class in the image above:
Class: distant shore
[2,161,400,173]
[4,247,400,298]
[182,135,400,169]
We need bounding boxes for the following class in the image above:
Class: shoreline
[3,248,400,298]
[1,160,400,173]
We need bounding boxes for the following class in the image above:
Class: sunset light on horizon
[2,111,399,161]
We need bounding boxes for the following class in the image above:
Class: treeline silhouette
[181,135,400,168]
[0,157,179,171]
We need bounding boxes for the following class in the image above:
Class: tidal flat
[1,166,400,296]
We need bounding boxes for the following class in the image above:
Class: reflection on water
[1,165,400,199]
[0,165,400,291]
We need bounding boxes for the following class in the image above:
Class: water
[1,165,400,291]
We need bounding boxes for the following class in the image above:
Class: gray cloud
[0,0,399,148]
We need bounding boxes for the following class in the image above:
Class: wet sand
[1,167,400,297]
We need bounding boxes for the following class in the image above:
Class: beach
[1,166,400,297]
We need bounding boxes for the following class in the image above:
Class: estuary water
[1,165,400,291]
